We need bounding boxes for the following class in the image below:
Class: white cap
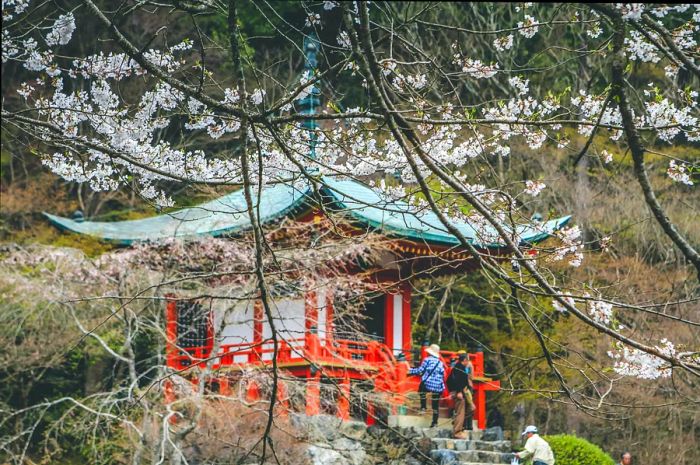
[521,425,538,436]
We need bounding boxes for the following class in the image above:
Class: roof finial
[299,33,321,160]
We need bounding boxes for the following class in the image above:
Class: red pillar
[337,374,350,420]
[473,351,485,377]
[366,401,376,426]
[306,371,321,416]
[219,377,231,396]
[475,385,487,430]
[384,293,394,349]
[246,380,261,403]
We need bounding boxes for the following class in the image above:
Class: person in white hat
[515,425,555,465]
[408,343,446,427]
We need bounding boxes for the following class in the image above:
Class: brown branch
[228,2,280,463]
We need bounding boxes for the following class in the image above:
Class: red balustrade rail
[167,333,399,371]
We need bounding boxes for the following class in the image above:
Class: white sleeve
[519,438,535,459]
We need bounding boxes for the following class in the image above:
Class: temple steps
[405,426,513,465]
[430,438,511,453]
[429,449,512,464]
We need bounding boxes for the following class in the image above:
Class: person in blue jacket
[409,343,445,427]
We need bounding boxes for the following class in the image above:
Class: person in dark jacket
[447,353,475,438]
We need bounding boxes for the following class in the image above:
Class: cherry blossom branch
[601,7,700,279]
[640,14,700,79]
[352,0,700,378]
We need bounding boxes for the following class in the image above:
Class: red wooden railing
[167,333,397,371]
[166,335,498,429]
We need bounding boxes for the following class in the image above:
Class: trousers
[418,381,440,426]
[452,389,474,434]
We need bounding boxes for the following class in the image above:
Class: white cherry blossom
[608,339,676,379]
[667,160,694,186]
[493,34,514,51]
[517,15,539,38]
[524,180,545,197]
[45,13,76,46]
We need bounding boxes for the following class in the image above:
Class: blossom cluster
[517,15,539,38]
[549,226,584,267]
[454,56,499,79]
[608,339,676,379]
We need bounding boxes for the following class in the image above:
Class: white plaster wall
[261,298,306,360]
[214,300,256,363]
[393,293,403,355]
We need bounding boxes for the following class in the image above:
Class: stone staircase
[395,426,513,465]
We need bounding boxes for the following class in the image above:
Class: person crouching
[515,425,555,465]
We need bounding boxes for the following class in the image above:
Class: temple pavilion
[45,35,571,430]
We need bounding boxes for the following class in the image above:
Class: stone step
[388,414,454,429]
[397,425,483,441]
[430,448,512,465]
[430,438,511,452]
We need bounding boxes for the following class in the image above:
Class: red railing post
[219,377,231,396]
[475,384,486,430]
[246,380,261,403]
[306,371,321,416]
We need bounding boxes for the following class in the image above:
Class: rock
[291,413,345,442]
[340,420,368,441]
[420,427,451,439]
[430,449,458,465]
[388,457,422,465]
[404,456,422,465]
[413,437,433,457]
[307,444,348,465]
[332,437,367,465]
[482,426,504,441]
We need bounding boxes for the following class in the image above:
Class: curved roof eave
[45,176,571,248]
[44,181,313,245]
[318,177,571,248]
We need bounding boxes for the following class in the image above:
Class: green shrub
[542,434,615,465]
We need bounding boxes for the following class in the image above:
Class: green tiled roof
[45,176,571,247]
